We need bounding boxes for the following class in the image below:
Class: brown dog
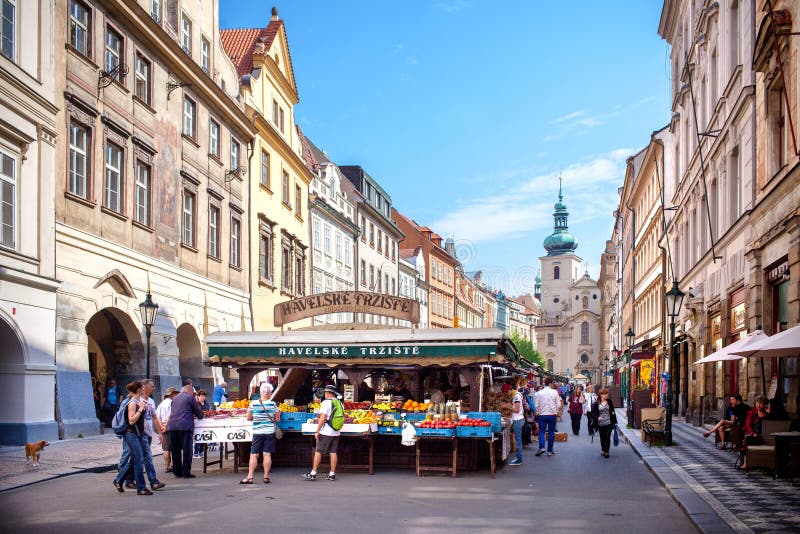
[25,440,49,466]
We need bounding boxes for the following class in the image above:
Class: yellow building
[221,8,312,330]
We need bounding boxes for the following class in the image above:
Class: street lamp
[664,281,685,446]
[625,327,634,409]
[138,290,159,379]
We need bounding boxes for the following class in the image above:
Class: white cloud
[550,110,587,124]
[432,149,632,243]
[435,0,476,13]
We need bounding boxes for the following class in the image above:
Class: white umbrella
[692,330,769,365]
[731,324,800,358]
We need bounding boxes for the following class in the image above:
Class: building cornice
[310,194,359,235]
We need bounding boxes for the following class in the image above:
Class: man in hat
[156,387,179,472]
[303,385,342,481]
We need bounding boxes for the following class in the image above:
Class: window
[312,220,321,252]
[295,184,301,215]
[582,296,588,309]
[258,224,273,283]
[730,148,740,225]
[345,240,352,267]
[324,225,331,256]
[281,170,289,205]
[0,150,15,248]
[200,37,209,73]
[182,96,195,138]
[104,28,122,79]
[335,233,342,262]
[294,253,305,296]
[581,354,589,364]
[260,150,270,188]
[68,121,89,198]
[377,229,383,252]
[182,189,195,247]
[279,108,285,133]
[360,216,365,240]
[369,265,375,289]
[369,222,374,245]
[384,236,389,256]
[272,99,278,125]
[1,0,15,60]
[547,333,554,346]
[134,54,151,103]
[208,205,219,258]
[281,239,292,291]
[150,0,161,22]
[104,142,123,213]
[360,259,366,285]
[181,14,191,55]
[69,0,90,56]
[554,265,560,279]
[134,160,150,226]
[581,321,589,345]
[384,274,389,294]
[230,139,239,170]
[209,120,219,157]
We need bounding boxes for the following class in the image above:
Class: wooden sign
[274,291,420,327]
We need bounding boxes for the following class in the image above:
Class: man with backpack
[303,385,343,481]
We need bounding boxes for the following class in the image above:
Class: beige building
[221,8,312,331]
[0,0,60,444]
[660,0,757,423]
[54,0,254,437]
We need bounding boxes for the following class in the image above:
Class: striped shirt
[249,399,278,435]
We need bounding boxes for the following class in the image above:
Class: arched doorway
[85,308,142,425]
[177,323,213,393]
[0,317,25,440]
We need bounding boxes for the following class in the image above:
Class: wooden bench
[641,408,665,447]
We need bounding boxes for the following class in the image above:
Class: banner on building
[274,291,420,327]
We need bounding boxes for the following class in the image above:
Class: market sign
[274,291,420,327]
[208,343,496,362]
[193,419,253,443]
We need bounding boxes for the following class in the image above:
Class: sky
[220,0,672,296]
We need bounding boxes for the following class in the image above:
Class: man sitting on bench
[703,393,750,449]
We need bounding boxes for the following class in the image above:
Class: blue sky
[220,0,671,295]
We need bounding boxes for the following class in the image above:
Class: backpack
[112,398,132,437]
[326,399,345,431]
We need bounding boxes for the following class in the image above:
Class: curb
[615,409,746,534]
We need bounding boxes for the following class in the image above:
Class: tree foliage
[510,333,545,367]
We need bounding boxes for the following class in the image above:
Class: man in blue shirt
[212,382,227,407]
[168,379,204,478]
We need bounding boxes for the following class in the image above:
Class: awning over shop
[205,328,521,368]
[631,351,655,360]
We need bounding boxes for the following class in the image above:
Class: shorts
[315,434,340,455]
[161,431,171,450]
[251,433,277,454]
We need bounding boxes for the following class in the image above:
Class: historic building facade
[393,210,456,328]
[659,0,757,422]
[400,247,428,328]
[221,8,311,332]
[455,268,484,329]
[340,166,402,325]
[536,182,602,379]
[0,0,61,444]
[54,0,254,437]
[298,128,358,326]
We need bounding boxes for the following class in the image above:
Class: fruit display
[218,399,250,409]
[278,403,298,412]
[308,401,321,412]
[416,419,456,429]
[456,418,492,427]
[343,401,372,410]
[372,401,403,412]
[402,400,431,412]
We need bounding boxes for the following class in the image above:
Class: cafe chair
[745,420,793,477]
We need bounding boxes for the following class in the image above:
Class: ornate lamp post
[664,281,685,446]
[625,327,634,408]
[138,290,159,379]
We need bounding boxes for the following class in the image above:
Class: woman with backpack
[112,381,152,495]
[567,386,585,436]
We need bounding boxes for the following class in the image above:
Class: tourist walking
[508,377,526,465]
[120,379,166,490]
[112,381,151,495]
[303,385,343,481]
[591,388,618,458]
[567,386,585,436]
[156,387,178,472]
[241,382,280,484]
[583,384,597,436]
[534,377,561,456]
[169,379,204,478]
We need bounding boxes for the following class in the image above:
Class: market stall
[204,322,524,477]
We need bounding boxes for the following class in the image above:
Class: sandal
[240,477,254,484]
[263,477,271,484]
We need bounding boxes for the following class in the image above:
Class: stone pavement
[617,409,800,534]
[0,433,162,492]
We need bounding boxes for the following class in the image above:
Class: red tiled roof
[220,21,282,79]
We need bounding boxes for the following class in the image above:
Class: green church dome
[543,176,579,256]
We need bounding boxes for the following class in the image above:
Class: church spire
[543,175,579,256]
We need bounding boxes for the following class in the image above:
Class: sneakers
[151,482,166,490]
[302,472,317,481]
[326,473,336,481]
[547,451,556,456]
[535,449,546,456]
[507,458,522,466]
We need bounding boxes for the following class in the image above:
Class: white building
[536,182,602,379]
[401,248,428,328]
[0,0,60,444]
[299,130,358,325]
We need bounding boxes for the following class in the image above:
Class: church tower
[536,177,602,380]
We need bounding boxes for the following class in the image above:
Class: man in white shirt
[508,378,526,465]
[303,385,342,481]
[156,387,178,473]
[534,377,562,456]
[582,384,597,436]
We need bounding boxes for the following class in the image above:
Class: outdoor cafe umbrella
[729,324,800,359]
[692,330,769,365]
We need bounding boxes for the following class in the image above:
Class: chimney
[445,238,456,258]
[271,6,279,20]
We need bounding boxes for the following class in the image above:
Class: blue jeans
[115,432,146,491]
[538,415,557,452]
[512,418,524,461]
[120,434,158,484]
